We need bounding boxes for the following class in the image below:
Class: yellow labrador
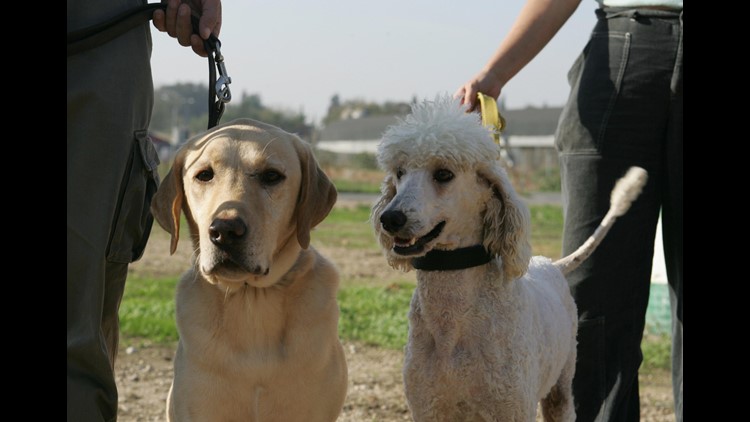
[151,118,347,421]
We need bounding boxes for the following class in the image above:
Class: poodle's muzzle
[379,209,445,256]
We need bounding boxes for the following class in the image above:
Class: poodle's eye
[434,169,454,184]
[396,168,405,180]
[259,169,285,186]
[195,168,214,182]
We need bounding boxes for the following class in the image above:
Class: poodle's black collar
[412,245,494,271]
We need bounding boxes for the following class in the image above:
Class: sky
[149,0,596,125]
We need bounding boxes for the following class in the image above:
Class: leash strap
[477,92,506,145]
[67,3,232,129]
[193,15,232,129]
[477,92,515,167]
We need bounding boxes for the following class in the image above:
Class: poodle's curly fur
[371,95,646,422]
[374,97,531,281]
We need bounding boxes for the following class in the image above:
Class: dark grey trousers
[556,7,682,422]
[67,1,158,420]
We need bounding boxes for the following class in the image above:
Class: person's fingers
[453,87,467,104]
[152,9,166,32]
[465,84,479,112]
[158,0,222,57]
[175,3,193,47]
[199,0,222,39]
[190,34,208,57]
[165,0,180,37]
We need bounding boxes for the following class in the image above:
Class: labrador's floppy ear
[293,136,337,249]
[150,151,185,255]
[478,162,531,281]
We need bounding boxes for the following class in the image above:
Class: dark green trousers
[67,1,158,420]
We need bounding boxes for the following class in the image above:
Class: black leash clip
[192,14,232,128]
[211,40,232,104]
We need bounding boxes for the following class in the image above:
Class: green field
[312,205,379,250]
[120,276,179,343]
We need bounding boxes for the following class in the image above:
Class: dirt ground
[116,340,674,422]
[119,197,676,421]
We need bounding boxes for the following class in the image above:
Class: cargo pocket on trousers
[574,316,607,405]
[106,130,161,264]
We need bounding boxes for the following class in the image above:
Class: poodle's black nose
[209,218,247,250]
[380,210,407,233]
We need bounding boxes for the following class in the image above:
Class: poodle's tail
[554,167,648,276]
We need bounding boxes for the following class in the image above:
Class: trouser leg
[67,21,154,422]
[555,8,682,421]
[67,244,121,422]
[102,263,129,366]
[560,155,660,422]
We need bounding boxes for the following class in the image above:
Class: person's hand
[454,69,503,112]
[153,0,222,57]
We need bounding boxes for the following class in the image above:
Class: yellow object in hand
[477,92,506,145]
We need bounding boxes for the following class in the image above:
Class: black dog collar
[412,245,494,271]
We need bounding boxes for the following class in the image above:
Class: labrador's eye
[396,168,405,180]
[434,169,454,184]
[260,170,285,186]
[196,169,214,182]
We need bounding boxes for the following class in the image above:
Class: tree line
[151,83,413,142]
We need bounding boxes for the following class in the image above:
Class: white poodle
[371,95,646,422]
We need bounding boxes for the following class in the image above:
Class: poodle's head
[370,95,531,280]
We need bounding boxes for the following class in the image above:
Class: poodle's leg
[540,350,576,422]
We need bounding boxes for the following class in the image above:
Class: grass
[324,165,383,194]
[338,282,414,349]
[528,205,564,258]
[119,276,179,343]
[313,205,378,250]
[119,200,670,371]
[641,334,672,373]
[331,179,381,194]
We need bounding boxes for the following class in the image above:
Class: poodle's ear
[151,151,185,255]
[293,136,337,249]
[478,163,531,281]
[370,175,412,271]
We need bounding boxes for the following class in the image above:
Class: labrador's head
[151,118,336,290]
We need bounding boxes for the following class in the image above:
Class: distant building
[315,106,563,171]
[502,106,562,170]
[316,115,400,154]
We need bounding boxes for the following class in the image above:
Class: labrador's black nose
[380,210,407,233]
[209,218,247,249]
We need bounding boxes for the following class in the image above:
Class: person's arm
[153,0,223,57]
[455,0,581,111]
